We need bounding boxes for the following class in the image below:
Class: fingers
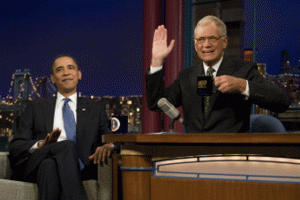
[89,144,114,165]
[153,25,174,47]
[43,133,51,144]
[214,75,245,93]
[99,146,112,163]
[215,76,233,93]
[101,148,110,163]
[152,25,175,65]
[43,129,61,147]
[88,154,94,160]
[38,140,45,148]
[94,148,108,165]
[168,39,176,53]
[154,25,166,40]
[48,129,61,143]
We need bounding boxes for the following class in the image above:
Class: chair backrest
[250,114,287,133]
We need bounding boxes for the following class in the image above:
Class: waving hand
[151,25,175,67]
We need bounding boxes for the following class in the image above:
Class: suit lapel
[186,58,238,123]
[216,57,235,76]
[76,97,91,138]
[208,57,235,114]
[189,64,205,92]
[189,64,206,120]
[43,97,56,134]
[42,96,91,139]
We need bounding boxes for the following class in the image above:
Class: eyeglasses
[194,36,224,45]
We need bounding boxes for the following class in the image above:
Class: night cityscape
[0,70,143,137]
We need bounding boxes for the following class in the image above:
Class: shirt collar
[57,92,77,104]
[203,57,223,75]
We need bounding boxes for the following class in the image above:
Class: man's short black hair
[51,54,80,74]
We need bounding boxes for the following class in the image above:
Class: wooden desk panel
[151,177,300,200]
[103,133,300,144]
[104,133,300,200]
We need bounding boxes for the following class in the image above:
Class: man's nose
[63,68,70,75]
[203,39,212,46]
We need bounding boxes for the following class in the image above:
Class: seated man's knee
[40,158,56,169]
[49,140,78,158]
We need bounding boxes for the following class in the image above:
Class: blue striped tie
[63,98,76,142]
[63,98,84,170]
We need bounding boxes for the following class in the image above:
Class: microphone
[157,98,184,124]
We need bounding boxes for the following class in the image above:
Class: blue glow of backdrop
[0,0,143,97]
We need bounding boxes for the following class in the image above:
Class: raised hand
[38,128,61,148]
[151,25,175,67]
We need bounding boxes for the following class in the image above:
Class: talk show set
[1,0,300,200]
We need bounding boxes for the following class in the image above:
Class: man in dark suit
[8,55,114,199]
[146,15,291,133]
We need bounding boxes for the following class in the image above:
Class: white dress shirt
[53,92,77,142]
[202,57,223,77]
[30,92,78,152]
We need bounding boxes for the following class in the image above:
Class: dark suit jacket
[146,57,291,133]
[8,96,108,180]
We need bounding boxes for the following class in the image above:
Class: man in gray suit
[9,55,114,199]
[146,15,291,133]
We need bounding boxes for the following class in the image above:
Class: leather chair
[0,151,113,200]
[250,114,287,133]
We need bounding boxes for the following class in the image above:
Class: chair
[0,151,113,200]
[250,114,287,133]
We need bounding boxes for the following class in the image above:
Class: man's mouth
[62,78,73,82]
[203,50,214,54]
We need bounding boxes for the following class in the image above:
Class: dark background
[0,0,143,97]
[243,0,300,74]
[0,0,299,98]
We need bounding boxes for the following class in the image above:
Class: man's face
[50,56,82,96]
[194,22,228,66]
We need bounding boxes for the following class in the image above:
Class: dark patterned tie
[204,67,215,116]
[63,98,84,170]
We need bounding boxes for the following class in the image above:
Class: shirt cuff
[29,141,41,153]
[242,80,250,100]
[150,66,163,74]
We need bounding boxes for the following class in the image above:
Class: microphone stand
[147,119,180,135]
[168,119,176,133]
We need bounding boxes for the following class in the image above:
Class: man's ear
[194,39,198,52]
[50,74,55,83]
[222,36,228,50]
[78,70,82,80]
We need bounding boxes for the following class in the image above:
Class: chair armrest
[0,152,12,179]
[98,157,113,200]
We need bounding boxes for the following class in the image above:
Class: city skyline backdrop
[1,0,300,98]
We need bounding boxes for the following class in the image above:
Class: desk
[103,133,300,200]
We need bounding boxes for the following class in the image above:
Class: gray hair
[194,15,227,37]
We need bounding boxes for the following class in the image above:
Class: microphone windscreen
[157,98,180,120]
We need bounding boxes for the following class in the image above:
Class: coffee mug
[197,75,214,96]
[109,115,128,134]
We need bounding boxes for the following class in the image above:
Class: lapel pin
[82,108,86,111]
